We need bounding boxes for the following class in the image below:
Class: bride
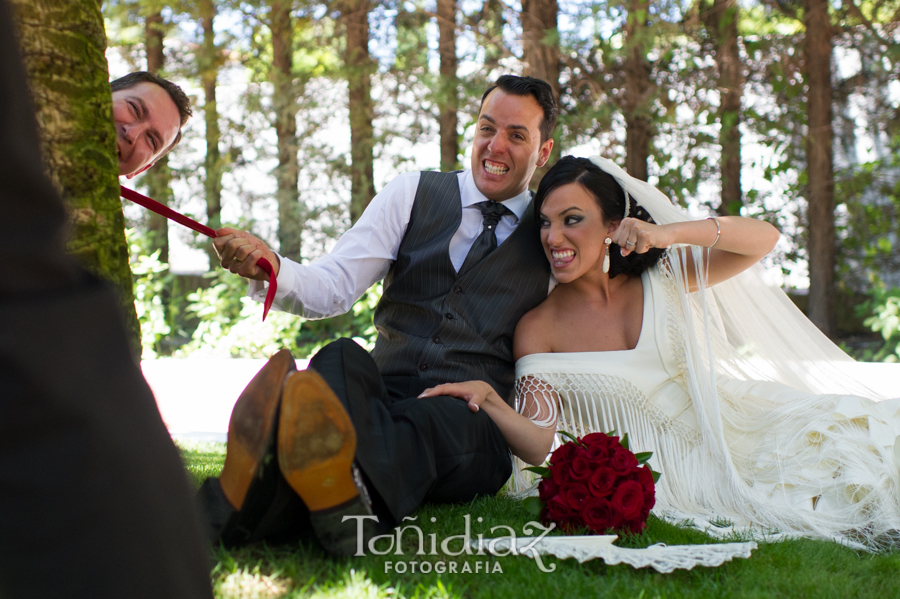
[421,155,900,550]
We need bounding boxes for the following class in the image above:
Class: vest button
[445,313,454,320]
[432,336,441,344]
[454,286,463,294]
[419,363,429,372]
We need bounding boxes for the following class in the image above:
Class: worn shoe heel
[218,348,295,511]
[278,371,375,555]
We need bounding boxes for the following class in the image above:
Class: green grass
[180,442,900,599]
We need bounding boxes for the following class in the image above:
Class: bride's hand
[419,381,496,413]
[611,218,673,257]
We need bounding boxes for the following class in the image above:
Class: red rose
[582,497,622,533]
[637,464,655,493]
[560,482,590,509]
[623,518,647,535]
[569,456,594,481]
[588,467,617,497]
[550,442,577,467]
[544,496,581,533]
[551,463,571,486]
[538,477,560,502]
[610,446,639,474]
[581,432,609,447]
[611,480,644,520]
[633,465,656,517]
[584,441,610,463]
[546,495,573,523]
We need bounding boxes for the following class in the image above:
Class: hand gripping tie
[120,185,277,321]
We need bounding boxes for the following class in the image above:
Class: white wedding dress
[512,260,900,550]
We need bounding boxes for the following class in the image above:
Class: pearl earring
[602,237,612,274]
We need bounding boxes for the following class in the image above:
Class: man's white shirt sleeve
[247,172,421,319]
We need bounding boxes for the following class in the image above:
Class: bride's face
[539,182,614,284]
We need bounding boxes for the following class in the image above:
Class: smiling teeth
[484,162,508,175]
[552,250,574,259]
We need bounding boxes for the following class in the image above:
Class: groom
[203,75,557,555]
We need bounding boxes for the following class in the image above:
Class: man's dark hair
[110,71,192,153]
[533,156,664,279]
[479,75,558,143]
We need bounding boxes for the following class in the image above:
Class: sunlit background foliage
[105,0,900,362]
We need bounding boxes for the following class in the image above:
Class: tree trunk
[270,0,302,260]
[143,9,171,264]
[437,0,459,172]
[341,0,375,223]
[10,0,141,357]
[480,0,505,73]
[803,0,836,336]
[199,0,222,269]
[521,0,559,188]
[623,0,652,182]
[710,0,743,216]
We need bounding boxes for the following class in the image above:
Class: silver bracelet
[707,217,720,248]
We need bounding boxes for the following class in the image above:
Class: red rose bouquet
[523,432,660,535]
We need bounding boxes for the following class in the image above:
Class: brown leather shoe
[277,370,375,555]
[218,349,296,511]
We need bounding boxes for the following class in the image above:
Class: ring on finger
[625,240,636,247]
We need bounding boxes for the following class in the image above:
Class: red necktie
[120,185,277,321]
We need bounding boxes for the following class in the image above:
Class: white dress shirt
[248,170,533,319]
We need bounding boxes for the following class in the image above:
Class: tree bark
[341,0,375,223]
[143,9,171,264]
[479,0,505,73]
[197,0,222,269]
[803,0,836,335]
[270,0,302,260]
[521,0,559,188]
[10,0,141,357]
[623,0,652,182]
[437,0,459,172]
[709,0,743,216]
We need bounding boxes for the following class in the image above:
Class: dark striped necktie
[459,200,512,274]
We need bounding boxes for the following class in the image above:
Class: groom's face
[471,89,553,201]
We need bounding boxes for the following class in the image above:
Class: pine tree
[339,0,376,222]
[521,0,559,187]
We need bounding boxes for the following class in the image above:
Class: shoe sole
[219,349,296,510]
[278,371,359,512]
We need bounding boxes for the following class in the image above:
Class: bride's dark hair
[533,156,664,278]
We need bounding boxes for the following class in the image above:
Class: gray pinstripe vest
[371,171,551,403]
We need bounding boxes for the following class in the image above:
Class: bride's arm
[417,379,557,466]
[613,215,780,289]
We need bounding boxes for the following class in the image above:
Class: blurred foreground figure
[0,2,213,597]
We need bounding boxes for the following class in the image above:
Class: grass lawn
[180,442,900,599]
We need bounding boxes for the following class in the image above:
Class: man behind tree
[110,71,191,178]
[201,75,558,556]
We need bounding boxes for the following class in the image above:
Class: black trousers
[0,3,213,596]
[220,339,513,545]
[309,338,513,528]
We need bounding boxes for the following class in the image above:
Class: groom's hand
[213,227,280,282]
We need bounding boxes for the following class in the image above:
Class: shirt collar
[459,170,531,222]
